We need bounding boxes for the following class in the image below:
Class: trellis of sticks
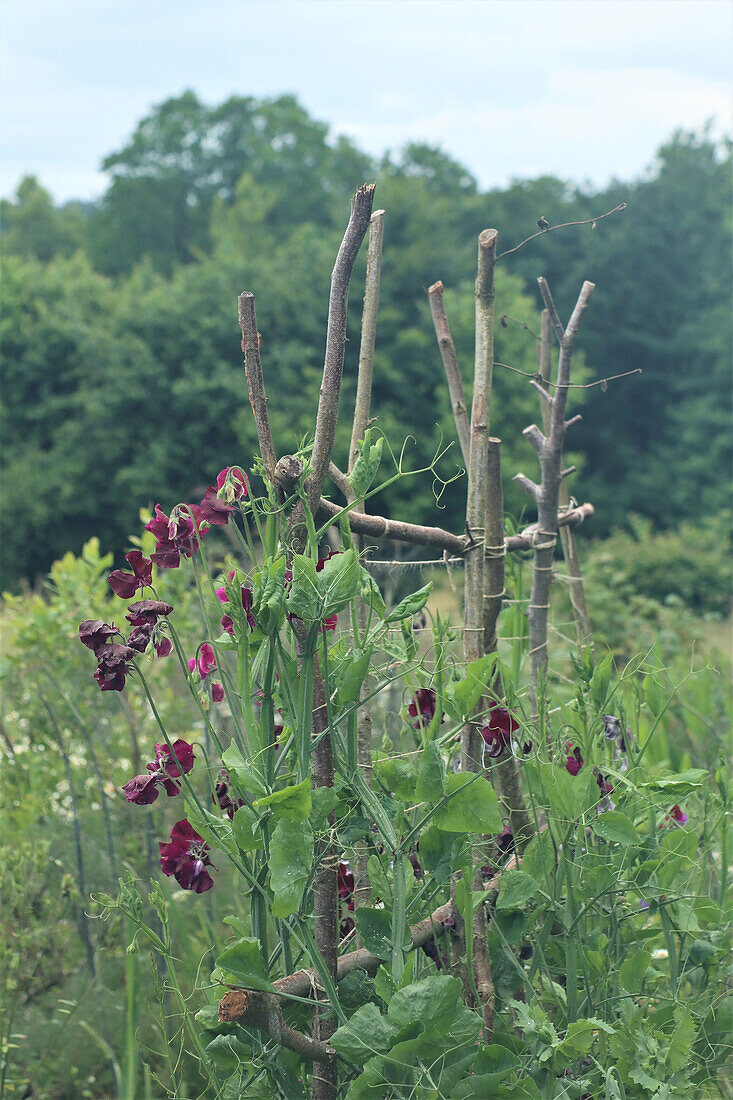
[223,182,625,1098]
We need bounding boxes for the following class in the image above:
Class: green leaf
[414,824,461,884]
[590,653,614,710]
[556,1017,615,1061]
[386,975,464,1031]
[443,653,499,719]
[693,896,723,923]
[373,752,417,802]
[319,547,360,616]
[593,811,639,846]
[666,1007,697,1072]
[221,743,267,797]
[639,769,707,797]
[205,1034,253,1076]
[215,937,273,991]
[330,1002,396,1066]
[183,799,238,859]
[534,762,596,826]
[415,740,445,802]
[231,805,264,852]
[355,907,393,958]
[337,647,372,707]
[310,786,339,826]
[348,428,384,498]
[619,949,651,993]
[433,773,502,833]
[359,567,386,618]
[254,778,312,822]
[253,557,286,633]
[287,555,321,621]
[496,869,539,911]
[384,581,432,623]
[268,818,313,917]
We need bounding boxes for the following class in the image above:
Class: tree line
[1,91,730,587]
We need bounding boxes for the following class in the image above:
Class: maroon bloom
[127,623,154,652]
[199,485,235,526]
[496,820,515,855]
[122,739,195,805]
[241,587,257,632]
[213,769,244,819]
[94,643,135,692]
[211,681,225,703]
[662,805,688,827]
[79,620,118,657]
[323,614,338,634]
[481,702,519,758]
[221,615,234,635]
[188,642,216,678]
[566,746,584,776]
[338,859,355,938]
[408,688,438,730]
[154,636,173,658]
[108,551,153,599]
[159,820,215,893]
[146,504,202,569]
[216,466,249,502]
[126,600,173,627]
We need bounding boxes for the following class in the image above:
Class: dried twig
[238,293,281,501]
[306,183,376,513]
[428,281,470,467]
[497,202,627,260]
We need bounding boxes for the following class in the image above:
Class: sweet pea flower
[94,643,135,692]
[123,739,195,805]
[79,620,118,656]
[213,769,245,819]
[189,643,216,679]
[221,615,234,635]
[199,485,235,526]
[481,701,519,758]
[566,746,584,776]
[108,551,153,599]
[146,504,203,569]
[159,820,215,893]
[211,682,225,703]
[662,805,688,827]
[216,466,249,503]
[408,688,438,730]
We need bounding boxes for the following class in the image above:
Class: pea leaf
[331,1002,397,1066]
[619,949,651,993]
[384,582,432,623]
[433,773,502,833]
[287,555,321,621]
[231,805,265,852]
[215,937,273,992]
[444,653,499,720]
[355,907,393,958]
[337,647,372,707]
[221,743,267,797]
[254,778,312,823]
[348,428,384,498]
[593,811,639,846]
[496,870,539,911]
[268,818,313,917]
[318,548,360,616]
[415,740,445,802]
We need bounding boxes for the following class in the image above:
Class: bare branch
[513,473,541,502]
[238,292,281,498]
[523,424,546,455]
[497,202,627,261]
[307,183,376,514]
[565,413,583,430]
[219,990,335,1062]
[349,209,385,471]
[327,461,353,499]
[428,280,470,467]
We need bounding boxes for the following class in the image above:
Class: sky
[0,0,730,203]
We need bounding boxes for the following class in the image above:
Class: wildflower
[408,688,438,729]
[241,587,257,632]
[221,614,234,635]
[159,820,215,893]
[154,636,173,658]
[79,620,118,657]
[146,504,202,569]
[199,485,235,526]
[213,769,244,819]
[127,623,154,652]
[189,643,216,679]
[324,614,338,634]
[108,551,153,599]
[216,466,249,503]
[661,804,688,827]
[565,746,584,776]
[126,600,173,627]
[338,860,355,938]
[496,820,514,855]
[481,702,519,758]
[94,643,135,692]
[212,682,225,703]
[123,739,195,804]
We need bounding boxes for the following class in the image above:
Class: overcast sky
[1,0,730,202]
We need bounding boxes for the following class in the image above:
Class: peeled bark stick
[538,309,593,650]
[483,439,532,853]
[516,278,595,702]
[462,229,497,771]
[316,497,594,556]
[347,211,385,917]
[428,280,470,467]
[218,990,335,1062]
[348,209,385,469]
[238,293,281,500]
[306,183,376,514]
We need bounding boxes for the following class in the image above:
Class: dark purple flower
[94,643,135,692]
[126,600,174,627]
[146,504,203,569]
[408,844,423,878]
[216,466,249,502]
[199,485,235,526]
[211,681,225,703]
[79,619,118,656]
[496,820,514,855]
[323,614,338,634]
[316,549,342,572]
[214,769,245,819]
[127,623,154,652]
[421,937,450,971]
[108,551,153,599]
[221,615,234,635]
[338,860,354,906]
[481,701,519,758]
[662,805,688,827]
[241,587,257,632]
[154,636,173,658]
[566,746,584,776]
[408,688,438,730]
[159,820,215,893]
[123,739,195,804]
